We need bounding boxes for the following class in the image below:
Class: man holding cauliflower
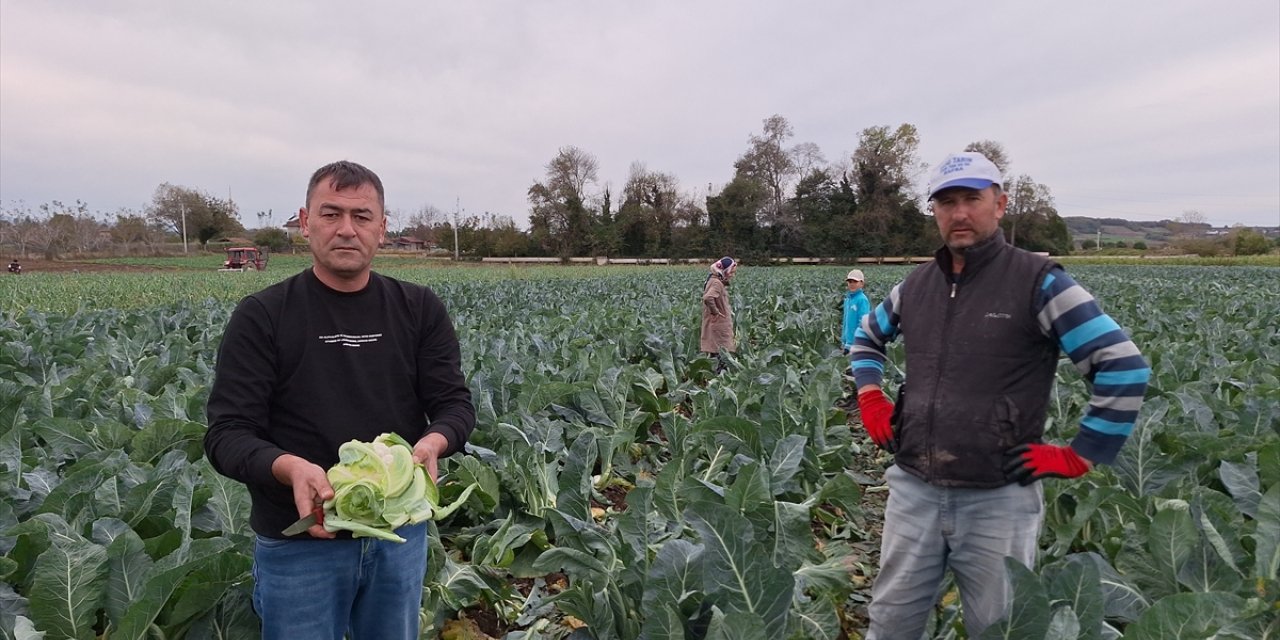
[205,160,475,640]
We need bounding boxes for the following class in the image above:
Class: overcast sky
[2,1,1278,230]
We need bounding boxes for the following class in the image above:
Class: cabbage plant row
[0,265,1277,639]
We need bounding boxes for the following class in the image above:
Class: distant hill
[1063,216,1279,248]
[1064,217,1179,247]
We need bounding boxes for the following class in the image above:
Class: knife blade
[282,505,325,536]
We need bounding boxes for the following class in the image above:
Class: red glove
[1003,443,1090,485]
[856,388,896,452]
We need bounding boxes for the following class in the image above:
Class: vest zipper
[927,275,960,481]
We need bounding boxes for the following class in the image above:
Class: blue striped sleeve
[850,283,902,389]
[1036,268,1150,465]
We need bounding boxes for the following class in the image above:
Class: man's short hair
[306,161,385,211]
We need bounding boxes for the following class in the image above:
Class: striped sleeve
[1036,267,1150,465]
[850,283,903,389]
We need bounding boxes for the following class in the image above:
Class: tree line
[2,115,1078,260]
[393,116,1075,260]
[0,184,293,260]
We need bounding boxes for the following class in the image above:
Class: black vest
[895,231,1058,487]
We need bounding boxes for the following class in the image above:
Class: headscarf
[705,256,737,286]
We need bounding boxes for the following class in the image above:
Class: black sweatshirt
[204,268,475,538]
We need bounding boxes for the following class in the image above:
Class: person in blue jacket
[841,269,871,355]
[836,269,871,409]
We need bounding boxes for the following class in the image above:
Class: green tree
[1178,237,1228,257]
[146,183,242,248]
[669,199,709,258]
[591,184,619,257]
[487,214,533,256]
[1232,227,1271,255]
[706,174,767,258]
[614,162,683,256]
[253,227,292,252]
[1002,175,1071,255]
[851,124,930,256]
[733,115,825,254]
[792,168,857,257]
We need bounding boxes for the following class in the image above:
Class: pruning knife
[281,505,325,536]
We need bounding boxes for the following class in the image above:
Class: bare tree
[546,146,600,202]
[963,140,1012,175]
[528,146,600,256]
[791,141,827,182]
[403,204,446,245]
[1179,210,1207,225]
[112,209,157,253]
[8,217,42,259]
[735,114,799,223]
[1171,209,1209,238]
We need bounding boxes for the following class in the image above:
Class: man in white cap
[849,152,1150,638]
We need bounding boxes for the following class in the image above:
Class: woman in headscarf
[700,256,737,372]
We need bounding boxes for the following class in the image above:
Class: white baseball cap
[928,152,1003,199]
[846,269,865,282]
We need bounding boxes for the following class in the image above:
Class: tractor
[220,247,269,272]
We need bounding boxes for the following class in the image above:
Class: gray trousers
[868,465,1043,640]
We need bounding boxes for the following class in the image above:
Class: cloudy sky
[2,1,1278,230]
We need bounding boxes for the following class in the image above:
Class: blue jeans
[252,522,429,640]
[868,465,1043,640]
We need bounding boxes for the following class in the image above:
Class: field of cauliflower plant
[0,262,1277,639]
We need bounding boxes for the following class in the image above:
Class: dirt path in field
[3,258,167,273]
[846,423,890,636]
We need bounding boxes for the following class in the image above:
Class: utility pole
[180,202,188,253]
[453,197,461,262]
[1096,228,1101,251]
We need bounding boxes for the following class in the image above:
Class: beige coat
[700,276,735,353]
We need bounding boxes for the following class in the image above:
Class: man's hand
[1003,443,1091,486]
[856,387,896,453]
[271,454,335,539]
[413,432,450,483]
